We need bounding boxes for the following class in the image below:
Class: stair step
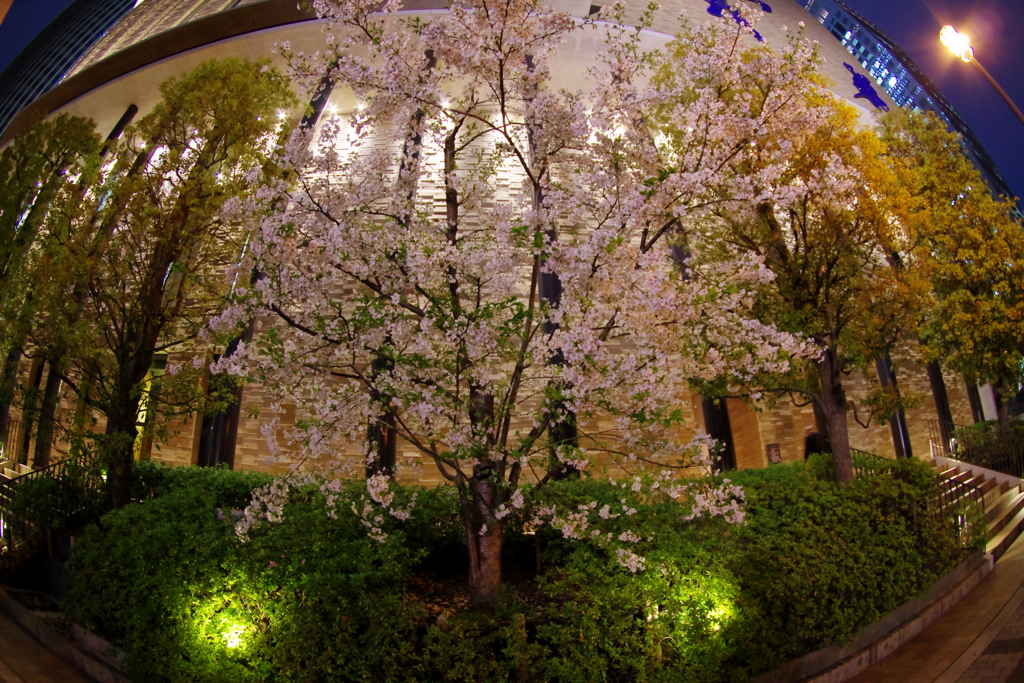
[988,488,1024,538]
[987,502,1024,562]
[984,487,1018,525]
[983,481,1010,509]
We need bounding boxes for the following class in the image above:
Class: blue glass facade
[0,0,135,135]
[801,0,1014,200]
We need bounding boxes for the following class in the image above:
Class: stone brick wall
[727,398,767,469]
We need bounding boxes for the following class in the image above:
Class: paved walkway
[0,610,90,683]
[851,533,1024,683]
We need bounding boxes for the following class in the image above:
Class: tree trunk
[105,410,139,510]
[993,380,1014,439]
[32,365,63,468]
[0,346,22,426]
[815,350,854,484]
[467,477,502,610]
[810,397,831,441]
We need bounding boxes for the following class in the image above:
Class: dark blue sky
[846,0,1024,200]
[0,0,76,72]
[0,0,1022,198]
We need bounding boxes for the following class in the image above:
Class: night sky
[845,0,1024,200]
[0,0,1021,198]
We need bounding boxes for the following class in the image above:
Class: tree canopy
[7,58,296,507]
[218,0,828,608]
[881,108,1024,425]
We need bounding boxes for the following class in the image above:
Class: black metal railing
[851,447,888,478]
[928,419,1024,478]
[850,446,984,545]
[930,470,986,545]
[0,420,23,464]
[0,450,103,562]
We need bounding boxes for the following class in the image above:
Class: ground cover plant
[62,457,979,682]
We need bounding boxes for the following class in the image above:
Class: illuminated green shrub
[63,457,976,682]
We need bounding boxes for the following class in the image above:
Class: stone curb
[0,587,131,683]
[754,549,993,683]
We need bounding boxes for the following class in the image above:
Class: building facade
[0,0,999,479]
[800,0,1014,200]
[0,0,135,134]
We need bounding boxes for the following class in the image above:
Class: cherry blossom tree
[218,0,822,608]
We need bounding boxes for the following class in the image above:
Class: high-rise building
[800,0,1014,199]
[0,0,135,134]
[65,0,269,79]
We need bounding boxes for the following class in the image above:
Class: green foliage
[66,465,457,682]
[129,459,273,508]
[720,456,974,675]
[881,109,1024,395]
[4,455,105,543]
[64,460,976,682]
[11,57,298,509]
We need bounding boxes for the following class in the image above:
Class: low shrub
[129,459,273,508]
[4,455,105,543]
[63,458,978,682]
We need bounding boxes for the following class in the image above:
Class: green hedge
[63,457,978,682]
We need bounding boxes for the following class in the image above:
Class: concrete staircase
[0,458,34,512]
[0,460,39,561]
[931,454,1024,561]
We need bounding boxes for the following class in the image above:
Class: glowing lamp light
[223,624,244,649]
[940,26,1024,127]
[940,26,974,63]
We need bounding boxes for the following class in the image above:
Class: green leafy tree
[882,108,1024,432]
[23,58,295,507]
[0,115,102,432]
[678,87,925,483]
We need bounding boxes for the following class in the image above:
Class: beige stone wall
[145,356,977,479]
[745,395,815,465]
[727,398,766,469]
[945,369,976,426]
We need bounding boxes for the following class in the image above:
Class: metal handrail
[851,446,984,545]
[851,448,887,478]
[928,419,1024,478]
[0,450,103,561]
[929,471,985,546]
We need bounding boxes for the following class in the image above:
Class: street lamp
[940,25,1024,126]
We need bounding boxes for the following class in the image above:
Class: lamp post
[940,25,1024,127]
